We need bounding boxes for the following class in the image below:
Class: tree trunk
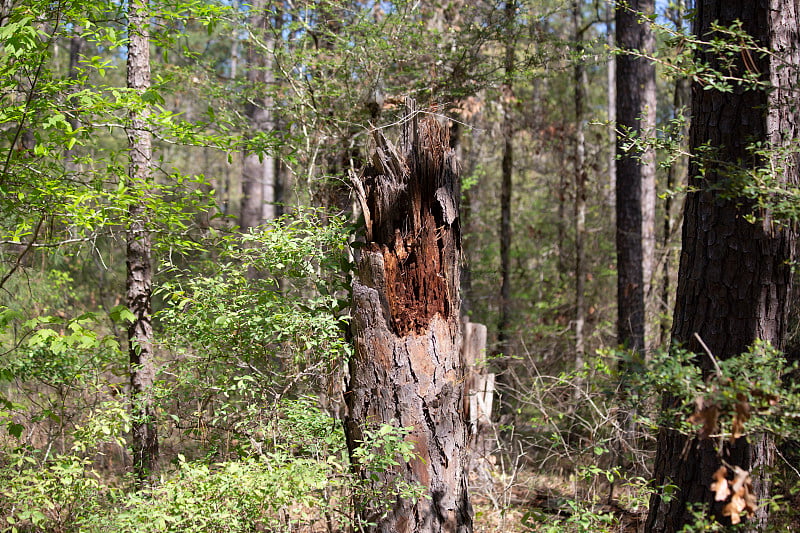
[573,0,587,369]
[645,2,798,530]
[606,1,616,209]
[660,73,689,347]
[240,0,277,230]
[126,0,158,484]
[615,0,656,352]
[496,0,514,387]
[660,0,690,346]
[0,0,11,28]
[345,99,473,533]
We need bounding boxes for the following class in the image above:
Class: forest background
[1,0,800,531]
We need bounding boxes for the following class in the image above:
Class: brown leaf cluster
[687,397,718,439]
[710,466,758,525]
[687,392,754,441]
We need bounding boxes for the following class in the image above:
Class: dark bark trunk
[126,0,158,484]
[496,0,514,392]
[345,99,473,533]
[645,2,798,530]
[615,0,656,352]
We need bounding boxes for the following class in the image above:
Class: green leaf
[7,422,23,439]
[109,305,135,324]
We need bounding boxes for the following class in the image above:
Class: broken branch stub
[359,102,461,335]
[346,99,472,533]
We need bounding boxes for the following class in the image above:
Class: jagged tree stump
[345,100,473,533]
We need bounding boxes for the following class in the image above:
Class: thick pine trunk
[645,2,798,531]
[126,0,158,483]
[615,0,656,352]
[345,100,472,533]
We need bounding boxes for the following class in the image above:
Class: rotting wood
[345,98,473,533]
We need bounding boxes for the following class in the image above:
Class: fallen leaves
[710,465,758,525]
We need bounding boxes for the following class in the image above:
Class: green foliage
[94,454,335,532]
[522,499,617,533]
[351,423,418,475]
[348,422,427,528]
[156,210,351,443]
[0,398,427,532]
[629,340,800,442]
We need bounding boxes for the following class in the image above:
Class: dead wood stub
[360,107,461,336]
[347,99,473,532]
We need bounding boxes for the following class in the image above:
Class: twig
[694,332,723,377]
[0,217,45,290]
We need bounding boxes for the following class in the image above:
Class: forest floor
[468,468,645,532]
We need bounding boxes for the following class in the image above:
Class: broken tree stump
[344,99,473,533]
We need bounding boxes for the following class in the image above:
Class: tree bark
[645,2,798,530]
[573,0,587,368]
[660,73,689,347]
[606,1,616,209]
[660,0,690,346]
[496,0,514,385]
[240,0,277,230]
[345,99,473,533]
[615,0,656,353]
[126,0,158,484]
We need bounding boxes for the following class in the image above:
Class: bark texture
[345,100,472,533]
[126,0,158,483]
[615,0,656,352]
[645,1,798,531]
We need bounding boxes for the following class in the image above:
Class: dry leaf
[711,466,731,501]
[688,398,719,439]
[732,394,751,441]
[722,467,757,524]
[723,495,746,524]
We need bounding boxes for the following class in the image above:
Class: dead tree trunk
[345,99,473,533]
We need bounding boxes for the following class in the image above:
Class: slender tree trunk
[66,30,83,135]
[615,0,656,352]
[606,1,616,209]
[660,45,689,347]
[646,2,798,530]
[240,0,277,230]
[345,100,473,533]
[573,1,587,369]
[497,0,515,370]
[659,0,691,350]
[126,0,158,484]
